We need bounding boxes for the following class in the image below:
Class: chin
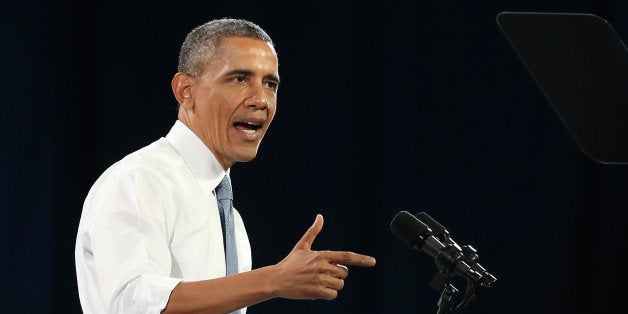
[229,142,263,164]
[235,151,259,163]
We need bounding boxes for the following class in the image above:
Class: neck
[177,110,233,171]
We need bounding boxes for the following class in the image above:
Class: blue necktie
[216,175,239,277]
[216,176,241,313]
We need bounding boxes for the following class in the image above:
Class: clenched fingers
[325,263,349,280]
[315,274,345,300]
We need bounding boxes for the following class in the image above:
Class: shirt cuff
[137,273,183,312]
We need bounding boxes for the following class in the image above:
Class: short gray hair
[177,18,275,78]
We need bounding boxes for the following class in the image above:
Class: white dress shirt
[75,120,252,313]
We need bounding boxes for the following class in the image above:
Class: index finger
[320,251,377,267]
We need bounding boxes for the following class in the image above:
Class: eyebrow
[223,69,281,84]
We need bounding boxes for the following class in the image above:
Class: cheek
[219,104,236,130]
[266,91,277,105]
[268,107,277,124]
[209,94,232,126]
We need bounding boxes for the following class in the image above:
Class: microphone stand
[389,211,496,313]
[427,244,496,313]
[431,274,458,313]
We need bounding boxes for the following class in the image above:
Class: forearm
[162,214,377,313]
[163,265,279,313]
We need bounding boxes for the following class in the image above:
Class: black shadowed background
[2,0,627,313]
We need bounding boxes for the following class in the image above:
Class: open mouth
[234,121,263,134]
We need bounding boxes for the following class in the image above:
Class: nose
[244,82,269,109]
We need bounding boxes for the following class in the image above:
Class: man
[75,18,376,313]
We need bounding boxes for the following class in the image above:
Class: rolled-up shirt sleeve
[80,167,182,313]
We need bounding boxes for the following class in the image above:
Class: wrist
[257,264,281,299]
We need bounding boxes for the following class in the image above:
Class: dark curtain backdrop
[2,0,626,313]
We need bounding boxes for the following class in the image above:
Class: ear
[171,72,195,110]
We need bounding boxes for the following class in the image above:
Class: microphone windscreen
[416,212,449,240]
[390,211,431,250]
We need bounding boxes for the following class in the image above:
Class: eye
[264,81,279,90]
[232,76,247,83]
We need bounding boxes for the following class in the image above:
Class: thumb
[292,214,324,251]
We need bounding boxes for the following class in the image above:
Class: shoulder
[80,138,189,229]
[105,138,184,179]
[87,138,188,198]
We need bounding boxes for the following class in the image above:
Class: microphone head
[416,211,450,241]
[390,211,432,251]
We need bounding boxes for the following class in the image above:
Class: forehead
[209,37,278,70]
[217,36,277,55]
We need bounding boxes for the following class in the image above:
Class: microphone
[390,211,482,282]
[390,210,497,312]
[415,212,497,288]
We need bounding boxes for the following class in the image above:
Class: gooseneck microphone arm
[390,211,497,313]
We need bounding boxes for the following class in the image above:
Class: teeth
[234,121,262,134]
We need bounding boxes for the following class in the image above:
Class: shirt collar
[165,120,230,195]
